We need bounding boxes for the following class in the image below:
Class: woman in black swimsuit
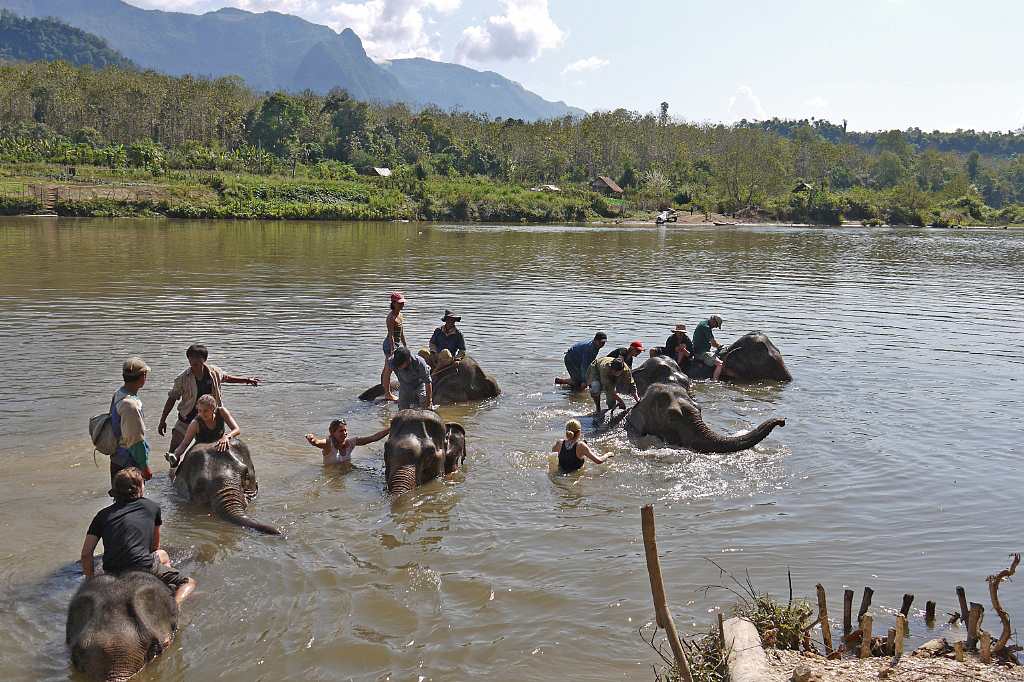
[552,419,614,474]
[166,394,240,469]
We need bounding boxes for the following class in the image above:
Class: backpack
[89,412,118,456]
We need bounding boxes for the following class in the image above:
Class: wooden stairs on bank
[44,188,58,213]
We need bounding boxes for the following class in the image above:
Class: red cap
[630,341,644,352]
[391,292,406,303]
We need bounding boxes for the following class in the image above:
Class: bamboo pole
[860,614,873,659]
[843,589,854,637]
[954,640,964,662]
[885,627,896,656]
[858,587,874,626]
[980,631,991,664]
[893,614,906,660]
[816,583,833,655]
[640,505,692,682]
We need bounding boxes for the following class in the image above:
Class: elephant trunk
[689,417,786,454]
[388,464,418,495]
[211,479,282,535]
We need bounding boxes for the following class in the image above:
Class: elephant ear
[129,576,179,656]
[444,423,467,473]
[66,583,99,645]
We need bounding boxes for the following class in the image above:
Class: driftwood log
[989,553,1021,657]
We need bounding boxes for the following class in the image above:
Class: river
[0,218,1022,681]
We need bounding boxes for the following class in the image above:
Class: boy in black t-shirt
[81,468,196,605]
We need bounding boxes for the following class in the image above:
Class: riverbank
[764,648,1024,681]
[5,168,1022,226]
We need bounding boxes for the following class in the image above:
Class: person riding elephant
[625,356,786,452]
[419,309,466,371]
[684,331,792,382]
[170,438,281,535]
[67,571,179,682]
[384,410,466,495]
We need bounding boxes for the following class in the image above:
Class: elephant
[631,354,694,397]
[430,355,501,405]
[384,409,466,495]
[359,355,500,405]
[66,571,178,682]
[171,438,282,535]
[621,355,786,453]
[685,331,792,382]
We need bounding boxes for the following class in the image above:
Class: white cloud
[560,56,608,76]
[726,86,765,122]
[452,0,564,64]
[325,0,461,60]
[804,96,829,108]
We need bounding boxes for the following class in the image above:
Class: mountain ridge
[0,0,584,120]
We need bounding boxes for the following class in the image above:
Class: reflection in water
[0,218,1022,681]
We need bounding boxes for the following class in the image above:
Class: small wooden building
[590,176,623,195]
[371,167,392,177]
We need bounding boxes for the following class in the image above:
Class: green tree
[246,92,309,157]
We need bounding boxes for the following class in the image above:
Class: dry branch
[988,552,1020,656]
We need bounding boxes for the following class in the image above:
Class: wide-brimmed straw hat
[670,323,687,332]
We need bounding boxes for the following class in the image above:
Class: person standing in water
[381,293,407,402]
[552,419,614,474]
[305,419,391,465]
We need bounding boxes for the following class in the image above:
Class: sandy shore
[764,648,1024,682]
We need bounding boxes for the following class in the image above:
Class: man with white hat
[109,357,153,484]
[692,315,725,380]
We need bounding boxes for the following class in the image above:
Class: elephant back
[431,355,501,405]
[632,356,693,396]
[721,331,792,382]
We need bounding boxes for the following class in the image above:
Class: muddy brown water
[0,218,1022,681]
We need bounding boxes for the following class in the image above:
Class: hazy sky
[126,0,1024,133]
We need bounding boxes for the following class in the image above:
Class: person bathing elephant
[625,355,786,453]
[359,354,500,405]
[170,438,281,535]
[384,410,466,495]
[67,571,179,682]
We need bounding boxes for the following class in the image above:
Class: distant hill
[0,9,134,69]
[0,0,584,121]
[386,58,585,121]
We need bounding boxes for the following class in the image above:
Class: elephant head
[384,410,467,495]
[66,572,178,682]
[721,331,792,382]
[431,355,501,405]
[626,383,785,453]
[631,355,694,397]
[172,439,281,535]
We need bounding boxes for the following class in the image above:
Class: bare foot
[383,394,399,402]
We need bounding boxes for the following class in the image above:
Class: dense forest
[0,11,135,70]
[1,58,1023,225]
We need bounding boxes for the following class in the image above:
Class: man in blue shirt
[422,309,467,371]
[556,332,607,389]
[387,346,434,410]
